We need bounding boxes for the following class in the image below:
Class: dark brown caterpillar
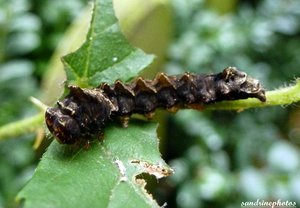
[45,67,266,144]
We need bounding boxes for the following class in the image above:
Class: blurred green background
[0,0,300,207]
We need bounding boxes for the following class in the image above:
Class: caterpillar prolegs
[45,67,266,144]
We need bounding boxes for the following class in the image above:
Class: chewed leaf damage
[131,159,174,179]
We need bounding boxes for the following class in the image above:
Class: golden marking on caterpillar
[45,67,266,144]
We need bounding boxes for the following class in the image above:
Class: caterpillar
[45,67,266,144]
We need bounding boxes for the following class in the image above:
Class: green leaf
[62,0,154,87]
[17,0,171,207]
[17,122,173,208]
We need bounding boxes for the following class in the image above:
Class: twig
[0,80,300,140]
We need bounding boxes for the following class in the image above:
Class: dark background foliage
[0,0,299,207]
[162,0,300,207]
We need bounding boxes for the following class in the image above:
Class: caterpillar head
[217,67,266,102]
[45,85,116,144]
[45,107,81,144]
